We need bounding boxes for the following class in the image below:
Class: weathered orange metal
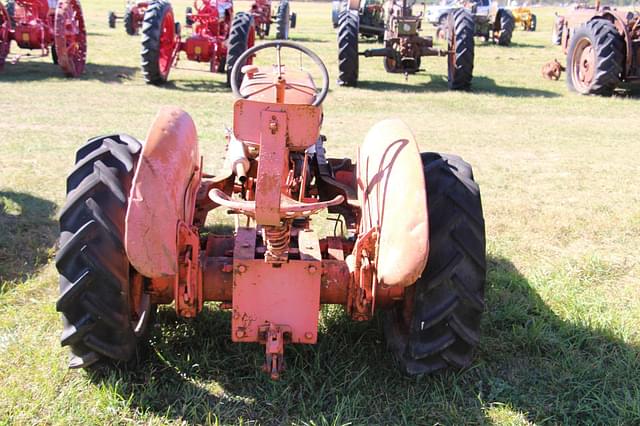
[357,119,428,288]
[125,107,200,278]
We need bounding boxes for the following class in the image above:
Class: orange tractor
[556,0,640,95]
[0,0,86,76]
[56,41,486,378]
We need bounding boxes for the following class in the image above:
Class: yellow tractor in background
[510,6,536,31]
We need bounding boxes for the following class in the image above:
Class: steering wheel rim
[229,40,330,107]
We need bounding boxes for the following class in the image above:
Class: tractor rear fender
[357,119,428,288]
[125,107,200,278]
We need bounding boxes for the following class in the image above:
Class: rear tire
[141,0,176,84]
[226,12,255,87]
[384,152,486,376]
[185,6,193,26]
[124,7,136,35]
[0,3,10,71]
[552,15,563,45]
[275,0,290,39]
[337,9,359,86]
[566,19,623,96]
[530,14,536,31]
[56,134,155,370]
[447,8,474,90]
[497,10,514,46]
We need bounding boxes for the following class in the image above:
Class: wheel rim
[246,25,256,65]
[158,10,176,77]
[0,4,10,65]
[55,0,87,76]
[571,37,595,93]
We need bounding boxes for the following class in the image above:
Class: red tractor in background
[248,0,296,39]
[141,0,255,86]
[0,0,86,76]
[108,1,148,36]
[56,41,486,379]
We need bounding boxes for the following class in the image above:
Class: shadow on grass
[0,62,138,83]
[0,191,57,290]
[160,77,231,93]
[357,75,559,97]
[88,255,640,424]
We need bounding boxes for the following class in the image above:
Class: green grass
[1,1,640,424]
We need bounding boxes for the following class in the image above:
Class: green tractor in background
[331,0,384,41]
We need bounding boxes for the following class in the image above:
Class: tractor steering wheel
[230,40,330,107]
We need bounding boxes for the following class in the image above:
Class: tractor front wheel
[384,153,486,376]
[141,0,177,84]
[56,134,156,369]
[567,19,623,96]
[124,7,137,35]
[54,0,87,77]
[226,12,256,87]
[337,9,359,86]
[447,8,474,90]
[497,10,514,46]
[275,0,291,39]
[0,3,11,71]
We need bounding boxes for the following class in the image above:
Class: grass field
[1,1,640,424]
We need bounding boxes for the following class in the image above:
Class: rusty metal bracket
[259,323,291,380]
[175,221,203,317]
[347,226,378,321]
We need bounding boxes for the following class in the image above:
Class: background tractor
[140,0,255,86]
[0,0,86,75]
[108,1,148,36]
[337,0,475,89]
[433,0,515,46]
[55,40,486,380]
[331,0,384,42]
[247,0,296,40]
[510,6,536,31]
[556,0,640,95]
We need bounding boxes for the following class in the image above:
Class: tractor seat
[239,65,318,105]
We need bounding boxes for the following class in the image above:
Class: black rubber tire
[124,7,136,35]
[384,152,486,376]
[226,12,255,87]
[331,0,338,28]
[447,8,474,90]
[108,11,116,28]
[51,44,58,64]
[552,16,563,45]
[141,0,174,84]
[56,134,155,370]
[185,6,193,26]
[497,10,514,46]
[566,19,623,96]
[6,0,14,26]
[275,0,290,40]
[337,9,358,86]
[530,14,536,31]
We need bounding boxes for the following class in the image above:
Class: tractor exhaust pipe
[228,133,250,183]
